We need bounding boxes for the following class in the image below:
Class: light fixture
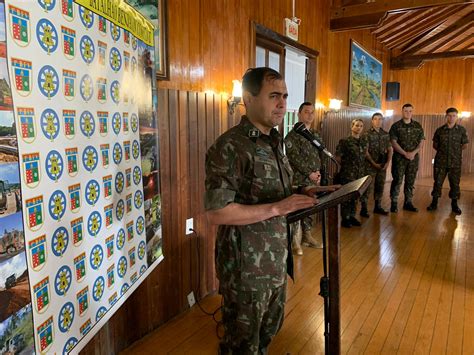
[328,99,342,111]
[228,80,242,115]
[315,102,325,110]
[460,111,471,118]
[385,109,394,117]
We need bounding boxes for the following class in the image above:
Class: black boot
[451,199,462,215]
[360,203,369,218]
[390,201,398,213]
[349,216,362,226]
[403,201,418,212]
[427,197,438,211]
[373,200,389,215]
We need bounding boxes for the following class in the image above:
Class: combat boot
[292,223,303,255]
[341,218,351,228]
[451,199,462,215]
[373,200,389,215]
[403,201,418,212]
[360,202,370,218]
[427,197,438,211]
[349,216,362,226]
[390,201,398,213]
[302,230,323,249]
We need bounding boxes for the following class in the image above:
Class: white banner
[3,0,156,353]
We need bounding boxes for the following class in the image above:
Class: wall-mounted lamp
[328,99,342,111]
[385,109,394,117]
[228,80,242,115]
[315,102,325,110]
[460,111,471,118]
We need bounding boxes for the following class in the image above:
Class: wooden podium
[287,176,371,354]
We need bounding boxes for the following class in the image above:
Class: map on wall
[0,0,163,353]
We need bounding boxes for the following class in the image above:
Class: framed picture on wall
[127,0,169,80]
[349,40,382,110]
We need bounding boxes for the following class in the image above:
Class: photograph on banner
[0,252,30,323]
[126,0,168,79]
[144,195,162,265]
[0,212,24,262]
[0,304,34,355]
[0,111,17,164]
[0,163,21,218]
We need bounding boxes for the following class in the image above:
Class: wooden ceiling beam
[379,6,460,48]
[401,11,474,55]
[391,49,474,68]
[374,9,434,41]
[427,24,472,52]
[372,10,424,36]
[330,0,474,30]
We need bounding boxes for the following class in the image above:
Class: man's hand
[404,151,416,161]
[309,171,321,184]
[272,194,318,216]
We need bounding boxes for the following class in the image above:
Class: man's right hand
[272,194,317,217]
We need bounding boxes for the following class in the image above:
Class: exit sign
[285,18,299,41]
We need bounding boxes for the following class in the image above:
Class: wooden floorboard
[121,175,474,354]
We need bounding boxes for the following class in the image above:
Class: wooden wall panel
[385,59,474,114]
[82,0,473,353]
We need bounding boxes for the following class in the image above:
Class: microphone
[293,122,338,164]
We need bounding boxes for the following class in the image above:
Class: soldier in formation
[336,119,368,228]
[389,103,425,212]
[284,102,324,254]
[427,107,469,215]
[360,112,393,216]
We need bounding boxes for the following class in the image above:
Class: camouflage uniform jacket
[389,119,425,157]
[284,125,322,185]
[433,123,469,168]
[336,135,368,181]
[205,116,294,292]
[364,127,391,173]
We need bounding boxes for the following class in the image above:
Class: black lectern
[287,175,371,354]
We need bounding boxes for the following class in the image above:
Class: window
[252,23,318,136]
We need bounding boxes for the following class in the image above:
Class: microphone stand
[318,158,337,355]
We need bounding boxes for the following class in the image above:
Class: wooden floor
[122,175,474,354]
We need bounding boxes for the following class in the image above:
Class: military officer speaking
[389,103,425,212]
[427,107,469,215]
[205,67,321,354]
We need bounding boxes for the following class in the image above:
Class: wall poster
[0,0,164,353]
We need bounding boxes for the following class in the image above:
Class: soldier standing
[427,107,469,214]
[389,103,425,212]
[205,67,319,354]
[336,119,368,228]
[360,112,393,216]
[285,102,324,254]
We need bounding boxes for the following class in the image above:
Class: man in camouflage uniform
[284,102,324,254]
[427,107,469,215]
[336,119,368,228]
[205,67,318,354]
[360,112,393,216]
[389,103,425,212]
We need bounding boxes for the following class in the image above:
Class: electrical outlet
[187,291,196,307]
[186,218,193,235]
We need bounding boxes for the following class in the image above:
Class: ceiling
[330,1,474,69]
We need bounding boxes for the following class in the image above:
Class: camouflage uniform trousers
[219,284,287,355]
[340,177,358,219]
[390,153,419,203]
[360,168,387,205]
[431,165,461,199]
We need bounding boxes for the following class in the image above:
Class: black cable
[189,228,223,338]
